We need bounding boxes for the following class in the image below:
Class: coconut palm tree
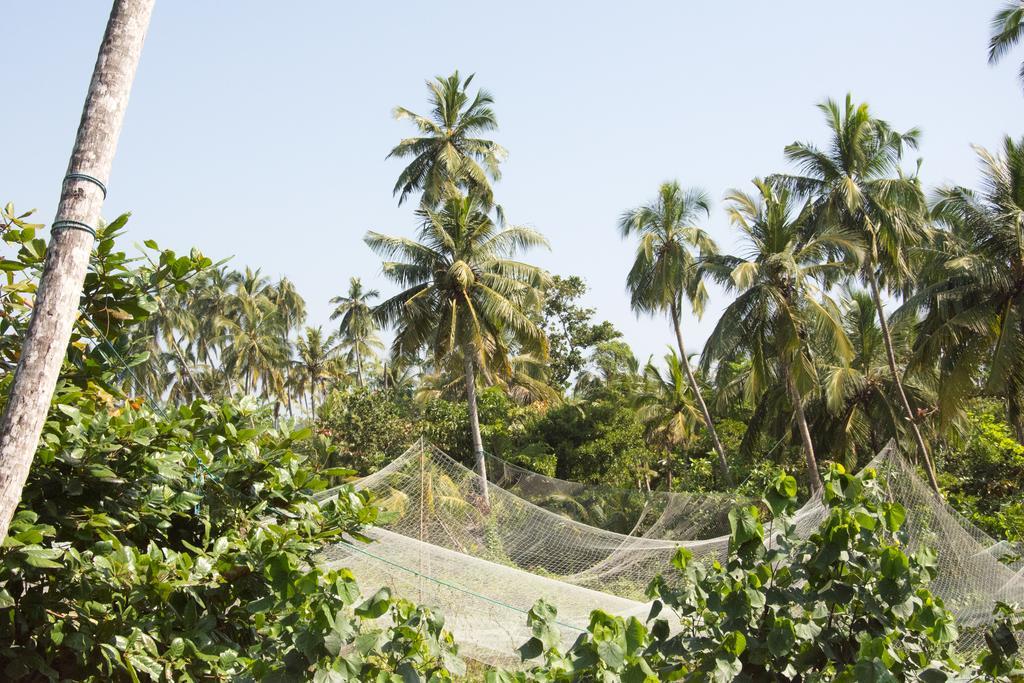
[294,326,339,419]
[217,275,291,396]
[366,193,549,503]
[270,277,307,333]
[415,349,559,407]
[331,277,382,387]
[818,289,947,468]
[388,71,507,208]
[989,2,1024,90]
[911,136,1024,442]
[619,181,732,484]
[702,179,859,492]
[773,95,941,493]
[635,351,704,490]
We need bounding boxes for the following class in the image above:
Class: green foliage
[0,219,463,681]
[939,400,1024,544]
[317,386,414,475]
[539,275,621,389]
[0,204,211,390]
[496,465,1023,681]
[419,398,473,464]
[0,392,463,681]
[388,70,506,208]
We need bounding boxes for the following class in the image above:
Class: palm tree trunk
[0,0,154,542]
[865,268,941,494]
[309,375,317,420]
[463,352,490,507]
[671,304,733,486]
[781,356,823,493]
[356,349,364,388]
[169,331,206,402]
[1007,385,1024,444]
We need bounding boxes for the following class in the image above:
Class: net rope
[317,440,1024,665]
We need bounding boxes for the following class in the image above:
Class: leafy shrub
[493,464,1022,681]
[316,386,414,476]
[939,400,1024,544]
[0,215,464,681]
[0,390,464,681]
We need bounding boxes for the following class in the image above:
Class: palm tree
[702,179,859,492]
[820,289,947,467]
[217,270,291,396]
[294,326,339,419]
[416,350,559,407]
[989,2,1024,90]
[635,351,704,490]
[270,277,308,333]
[366,193,549,503]
[331,277,382,387]
[912,136,1024,442]
[619,181,732,485]
[388,71,507,208]
[773,95,941,493]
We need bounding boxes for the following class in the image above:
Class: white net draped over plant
[318,441,1024,665]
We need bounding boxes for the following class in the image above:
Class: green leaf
[853,658,897,683]
[880,547,909,579]
[882,503,906,532]
[517,636,544,661]
[127,653,162,680]
[728,506,763,545]
[917,668,948,683]
[355,587,391,619]
[21,546,63,569]
[721,631,746,657]
[767,619,796,657]
[596,638,625,670]
[624,616,647,652]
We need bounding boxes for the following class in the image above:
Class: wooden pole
[0,0,156,541]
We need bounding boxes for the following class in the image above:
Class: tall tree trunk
[463,352,489,507]
[670,304,733,486]
[169,331,206,402]
[1007,384,1024,445]
[865,268,941,494]
[781,356,823,493]
[309,375,317,420]
[356,348,364,388]
[0,0,154,542]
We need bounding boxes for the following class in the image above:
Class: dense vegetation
[87,75,1024,540]
[3,4,1024,680]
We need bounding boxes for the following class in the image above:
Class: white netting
[317,441,1024,665]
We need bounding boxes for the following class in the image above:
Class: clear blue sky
[5,2,1023,364]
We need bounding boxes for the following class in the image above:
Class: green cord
[52,220,97,239]
[64,172,108,199]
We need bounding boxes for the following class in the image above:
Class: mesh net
[317,441,1024,665]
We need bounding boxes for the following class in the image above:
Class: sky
[5,2,1024,365]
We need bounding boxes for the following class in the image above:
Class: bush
[0,390,464,681]
[0,217,464,681]
[494,464,1023,682]
[939,400,1024,544]
[316,386,414,476]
